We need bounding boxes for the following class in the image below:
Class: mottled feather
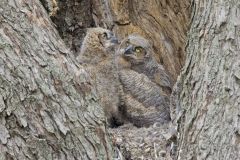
[117,34,172,127]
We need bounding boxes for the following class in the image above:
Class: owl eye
[134,46,143,53]
[102,32,108,39]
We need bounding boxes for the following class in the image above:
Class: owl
[76,27,123,127]
[116,34,173,127]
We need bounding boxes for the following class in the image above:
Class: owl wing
[152,64,173,94]
[119,69,170,126]
[81,63,124,127]
[122,92,170,127]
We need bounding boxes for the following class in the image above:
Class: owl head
[117,34,154,67]
[81,27,118,53]
[78,27,119,64]
[91,28,118,49]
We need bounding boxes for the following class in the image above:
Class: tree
[2,0,239,159]
[0,0,190,159]
[173,0,240,159]
[0,0,113,159]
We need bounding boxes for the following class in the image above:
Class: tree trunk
[174,0,240,159]
[6,0,239,159]
[0,0,113,159]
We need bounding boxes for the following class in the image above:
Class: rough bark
[13,0,240,159]
[42,0,95,56]
[173,0,240,159]
[0,0,113,159]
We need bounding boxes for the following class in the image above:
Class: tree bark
[0,0,113,159]
[7,0,239,159]
[174,0,240,159]
[49,0,95,56]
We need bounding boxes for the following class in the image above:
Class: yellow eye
[135,48,141,53]
[134,47,142,53]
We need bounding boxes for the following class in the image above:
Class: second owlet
[117,34,173,127]
[76,27,122,127]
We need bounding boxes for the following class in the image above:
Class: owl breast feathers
[116,34,173,127]
[77,29,173,128]
[76,27,123,127]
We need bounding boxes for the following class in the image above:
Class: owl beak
[124,45,133,55]
[110,37,119,44]
[109,31,119,44]
[105,34,119,49]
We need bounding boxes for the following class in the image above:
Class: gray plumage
[76,27,123,127]
[116,34,173,127]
